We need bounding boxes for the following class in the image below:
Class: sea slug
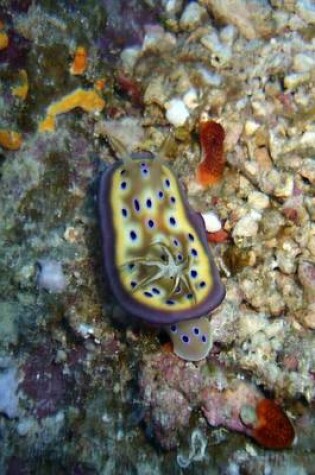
[99,138,225,360]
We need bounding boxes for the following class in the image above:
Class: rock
[260,169,294,199]
[95,117,145,154]
[163,0,183,16]
[199,0,273,39]
[165,98,190,127]
[201,211,222,232]
[301,303,315,329]
[296,0,315,25]
[298,260,315,303]
[300,131,315,151]
[300,159,315,185]
[284,72,310,90]
[16,418,36,436]
[0,361,20,418]
[220,24,238,45]
[247,191,270,210]
[244,120,260,137]
[232,211,261,239]
[183,88,199,110]
[276,242,300,274]
[200,31,232,68]
[293,52,315,72]
[179,2,208,31]
[195,67,222,86]
[142,25,176,53]
[143,76,167,107]
[120,46,141,72]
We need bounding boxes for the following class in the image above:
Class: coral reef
[0,0,314,472]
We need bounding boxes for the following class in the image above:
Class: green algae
[0,302,18,349]
[25,44,73,120]
[18,151,81,230]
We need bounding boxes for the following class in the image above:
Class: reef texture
[0,0,315,473]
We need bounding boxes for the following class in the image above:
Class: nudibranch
[99,140,225,361]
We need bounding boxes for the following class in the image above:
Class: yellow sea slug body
[99,153,225,329]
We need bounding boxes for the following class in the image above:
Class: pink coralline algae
[138,350,295,450]
[139,352,204,449]
[21,341,87,418]
[146,388,192,450]
[201,382,262,435]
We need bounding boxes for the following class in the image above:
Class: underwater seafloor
[0,0,315,473]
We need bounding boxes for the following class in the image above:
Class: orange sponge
[70,46,88,75]
[252,399,295,449]
[39,87,105,132]
[196,119,225,187]
[0,129,22,150]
